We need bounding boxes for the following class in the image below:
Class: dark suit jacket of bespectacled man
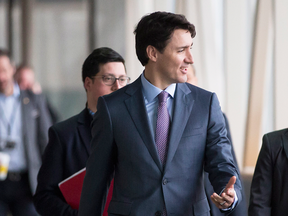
[78,11,242,216]
[33,47,128,216]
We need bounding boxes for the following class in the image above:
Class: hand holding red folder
[58,168,114,215]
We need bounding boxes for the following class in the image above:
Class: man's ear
[84,77,92,91]
[146,45,158,62]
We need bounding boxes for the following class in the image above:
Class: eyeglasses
[91,75,131,86]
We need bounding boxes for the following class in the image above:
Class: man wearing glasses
[33,47,129,216]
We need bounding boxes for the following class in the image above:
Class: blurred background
[1,0,288,191]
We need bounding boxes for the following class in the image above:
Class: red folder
[58,167,114,215]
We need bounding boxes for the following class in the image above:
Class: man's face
[0,56,14,94]
[154,29,193,89]
[16,68,35,90]
[89,62,126,106]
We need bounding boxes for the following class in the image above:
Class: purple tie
[155,91,170,216]
[155,91,170,166]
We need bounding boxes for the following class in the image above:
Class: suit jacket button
[163,179,168,185]
[155,211,162,216]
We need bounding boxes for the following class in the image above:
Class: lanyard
[0,97,21,137]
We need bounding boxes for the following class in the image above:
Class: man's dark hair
[16,64,33,74]
[82,47,125,83]
[0,49,11,59]
[134,11,196,66]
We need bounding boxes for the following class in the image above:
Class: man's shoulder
[178,83,215,103]
[265,128,288,140]
[20,89,39,97]
[20,89,46,104]
[181,82,212,95]
[102,80,140,104]
[263,128,288,153]
[51,110,85,133]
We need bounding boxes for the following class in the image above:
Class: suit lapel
[20,91,34,141]
[164,84,194,173]
[282,130,288,159]
[77,109,92,155]
[125,77,162,171]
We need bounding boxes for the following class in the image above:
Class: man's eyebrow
[103,73,127,77]
[178,42,193,49]
[178,45,191,49]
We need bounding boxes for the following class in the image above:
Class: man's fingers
[225,188,235,197]
[225,176,236,190]
[211,192,221,200]
[210,193,230,209]
[211,176,237,210]
[221,192,234,205]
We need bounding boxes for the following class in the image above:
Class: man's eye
[104,77,113,81]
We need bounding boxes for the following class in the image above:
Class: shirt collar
[13,83,20,97]
[141,73,176,103]
[88,109,95,117]
[0,82,20,98]
[86,106,95,117]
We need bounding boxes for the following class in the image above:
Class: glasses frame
[91,75,130,86]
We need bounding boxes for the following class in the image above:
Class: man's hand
[210,176,236,209]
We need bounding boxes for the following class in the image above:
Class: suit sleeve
[205,113,248,216]
[78,96,116,216]
[223,113,239,168]
[204,94,242,207]
[223,114,248,216]
[248,134,273,216]
[33,126,78,216]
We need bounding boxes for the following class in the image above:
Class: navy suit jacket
[249,128,288,216]
[79,76,242,216]
[33,108,92,216]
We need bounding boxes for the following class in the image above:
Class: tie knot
[158,91,169,103]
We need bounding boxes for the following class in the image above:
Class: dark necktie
[155,91,170,166]
[155,91,170,216]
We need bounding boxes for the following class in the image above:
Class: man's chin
[176,76,187,83]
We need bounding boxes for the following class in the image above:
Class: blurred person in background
[14,65,60,124]
[249,128,288,216]
[0,48,52,216]
[187,64,248,216]
[14,65,42,94]
[33,47,129,216]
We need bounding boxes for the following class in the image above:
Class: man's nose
[185,50,194,64]
[111,80,121,91]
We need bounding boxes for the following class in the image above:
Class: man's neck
[144,69,169,90]
[1,84,14,96]
[87,101,97,113]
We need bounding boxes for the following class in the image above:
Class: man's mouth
[180,67,188,73]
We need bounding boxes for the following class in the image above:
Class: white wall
[1,0,287,169]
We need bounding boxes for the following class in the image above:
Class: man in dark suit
[14,64,60,124]
[33,47,129,216]
[249,128,288,216]
[0,49,52,215]
[187,64,248,216]
[79,12,242,216]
